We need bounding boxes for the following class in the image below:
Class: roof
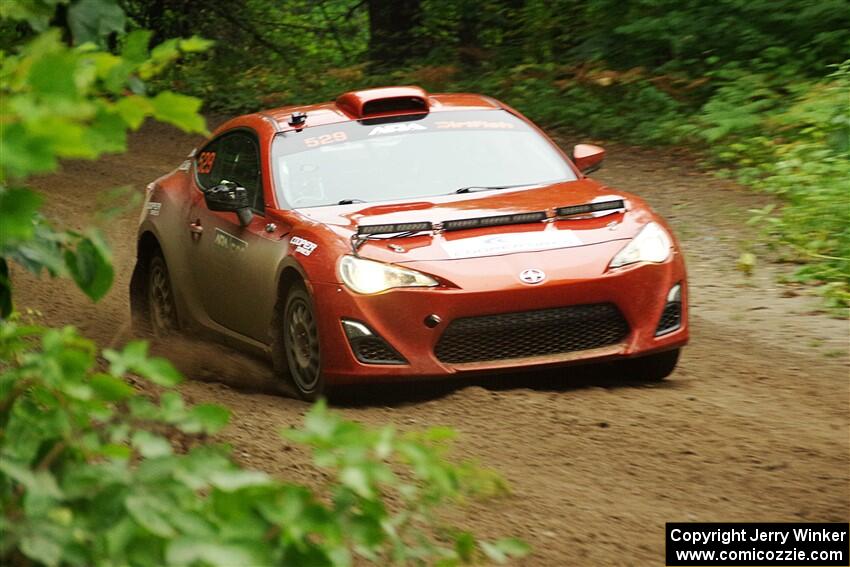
[256,87,504,131]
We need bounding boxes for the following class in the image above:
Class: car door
[187,129,285,343]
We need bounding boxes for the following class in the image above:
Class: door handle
[189,220,203,234]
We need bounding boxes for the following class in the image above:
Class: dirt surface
[16,122,850,566]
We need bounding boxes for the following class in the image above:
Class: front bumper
[311,240,688,384]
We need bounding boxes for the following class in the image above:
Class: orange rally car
[130,86,688,399]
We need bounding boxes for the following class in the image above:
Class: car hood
[294,179,656,263]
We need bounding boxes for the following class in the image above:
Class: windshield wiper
[454,182,540,194]
[338,198,366,205]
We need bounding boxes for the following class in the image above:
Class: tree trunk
[367,0,423,68]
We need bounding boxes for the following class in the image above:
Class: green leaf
[28,51,78,97]
[480,538,531,564]
[104,340,148,375]
[0,0,64,30]
[67,0,126,46]
[150,91,207,134]
[208,469,271,492]
[122,29,152,63]
[105,341,182,386]
[178,36,214,53]
[21,533,63,567]
[99,443,132,459]
[89,373,134,401]
[0,123,59,178]
[737,251,757,276]
[86,108,128,154]
[136,356,182,386]
[339,466,373,499]
[0,459,62,497]
[64,231,113,300]
[454,531,476,562]
[125,494,176,537]
[183,403,230,434]
[115,95,153,129]
[159,391,186,420]
[166,537,266,567]
[131,430,173,458]
[0,188,42,248]
[11,220,67,276]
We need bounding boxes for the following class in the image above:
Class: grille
[435,303,629,364]
[655,302,682,336]
[351,337,407,365]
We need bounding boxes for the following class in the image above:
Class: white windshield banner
[444,230,583,259]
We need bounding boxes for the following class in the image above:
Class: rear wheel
[620,348,680,382]
[273,281,324,400]
[147,252,179,337]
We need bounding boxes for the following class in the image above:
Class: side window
[196,131,264,212]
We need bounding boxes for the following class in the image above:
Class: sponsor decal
[444,230,583,259]
[146,202,162,216]
[435,120,515,130]
[214,228,247,252]
[304,131,348,147]
[197,151,216,174]
[290,235,318,256]
[368,123,427,136]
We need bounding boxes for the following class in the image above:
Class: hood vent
[354,200,625,236]
[556,199,624,218]
[442,211,547,232]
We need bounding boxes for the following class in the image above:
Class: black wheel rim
[148,261,177,336]
[285,298,320,393]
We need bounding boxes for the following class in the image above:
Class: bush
[689,61,850,310]
[0,322,527,566]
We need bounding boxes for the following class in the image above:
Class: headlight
[339,255,438,294]
[609,222,672,268]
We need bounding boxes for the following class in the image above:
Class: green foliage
[0,26,209,181]
[689,61,850,310]
[0,321,527,566]
[0,3,210,314]
[68,0,126,46]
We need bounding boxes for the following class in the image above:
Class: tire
[146,252,180,337]
[620,348,680,382]
[272,281,324,401]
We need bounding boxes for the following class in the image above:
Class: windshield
[271,110,576,208]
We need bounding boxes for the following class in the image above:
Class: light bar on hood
[556,199,625,218]
[442,211,547,232]
[356,222,434,235]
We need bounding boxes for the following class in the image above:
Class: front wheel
[273,282,325,400]
[620,348,680,382]
[146,252,180,337]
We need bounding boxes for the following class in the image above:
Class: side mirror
[204,180,253,226]
[572,144,605,175]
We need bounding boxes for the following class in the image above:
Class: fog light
[656,283,682,336]
[341,319,373,339]
[667,283,681,303]
[340,319,407,365]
